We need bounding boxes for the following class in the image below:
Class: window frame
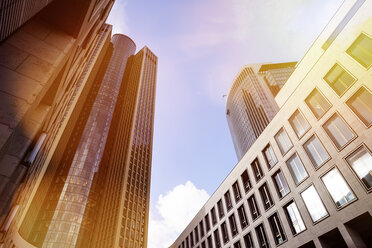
[303,133,331,170]
[224,190,233,212]
[300,184,329,224]
[286,152,309,186]
[237,204,249,230]
[322,112,357,151]
[248,194,261,221]
[241,169,252,193]
[228,213,239,237]
[262,143,278,170]
[272,169,290,199]
[274,127,293,156]
[283,199,306,236]
[323,62,356,97]
[320,165,357,210]
[346,32,372,69]
[305,88,332,120]
[344,143,372,193]
[258,182,274,211]
[288,109,311,140]
[345,85,372,128]
[268,212,287,246]
[232,181,242,203]
[251,158,264,182]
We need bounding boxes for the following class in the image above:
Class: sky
[106,0,344,247]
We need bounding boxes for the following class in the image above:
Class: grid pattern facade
[172,1,372,248]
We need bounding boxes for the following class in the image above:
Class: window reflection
[346,146,372,190]
[287,153,308,184]
[323,113,355,149]
[303,135,330,168]
[284,201,306,234]
[322,168,355,208]
[301,185,328,222]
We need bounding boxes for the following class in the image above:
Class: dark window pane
[268,213,286,245]
[251,158,264,182]
[272,170,290,198]
[241,170,252,193]
[237,205,249,229]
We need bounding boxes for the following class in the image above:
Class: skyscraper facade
[226,62,296,160]
[171,0,372,247]
[0,0,158,248]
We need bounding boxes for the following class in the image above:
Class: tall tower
[226,62,296,160]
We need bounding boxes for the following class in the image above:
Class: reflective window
[214,229,221,248]
[229,214,238,237]
[232,181,242,203]
[248,195,260,220]
[284,201,306,235]
[303,135,330,168]
[211,207,217,226]
[289,110,310,138]
[251,158,264,182]
[241,170,252,193]
[221,222,229,244]
[262,144,278,169]
[205,214,211,232]
[346,146,372,190]
[233,241,242,248]
[346,86,372,126]
[323,113,355,149]
[255,224,270,248]
[305,89,331,119]
[259,183,274,210]
[272,170,290,198]
[224,191,233,211]
[324,63,356,96]
[346,33,372,68]
[199,221,205,238]
[301,185,328,222]
[243,232,254,248]
[237,205,248,229]
[275,128,293,155]
[286,153,308,185]
[322,168,356,208]
[217,199,224,219]
[268,213,286,245]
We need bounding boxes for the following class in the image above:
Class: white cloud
[148,181,210,248]
[106,0,130,35]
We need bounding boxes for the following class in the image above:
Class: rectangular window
[207,236,213,248]
[213,229,221,248]
[186,237,189,248]
[322,168,356,208]
[237,205,249,229]
[248,195,260,220]
[268,213,286,245]
[305,89,331,119]
[259,183,274,210]
[241,170,252,193]
[262,144,278,169]
[194,226,199,243]
[275,128,293,155]
[217,200,224,219]
[346,146,372,190]
[211,207,217,225]
[201,241,206,248]
[228,214,238,237]
[234,241,242,248]
[303,135,330,168]
[301,185,328,222]
[244,232,254,248]
[323,113,355,149]
[324,63,356,96]
[346,86,372,126]
[251,158,264,182]
[221,222,229,244]
[232,181,242,202]
[272,170,290,198]
[255,224,270,248]
[286,153,308,185]
[346,33,372,68]
[284,201,306,235]
[224,191,233,211]
[289,110,311,138]
[200,221,205,238]
[205,214,211,232]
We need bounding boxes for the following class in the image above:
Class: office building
[0,0,158,247]
[171,0,372,247]
[226,62,296,160]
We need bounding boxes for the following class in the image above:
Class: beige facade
[171,0,372,248]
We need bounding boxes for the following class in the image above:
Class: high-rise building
[171,0,372,248]
[226,62,296,160]
[0,0,158,247]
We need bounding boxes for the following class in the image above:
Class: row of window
[177,32,372,248]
